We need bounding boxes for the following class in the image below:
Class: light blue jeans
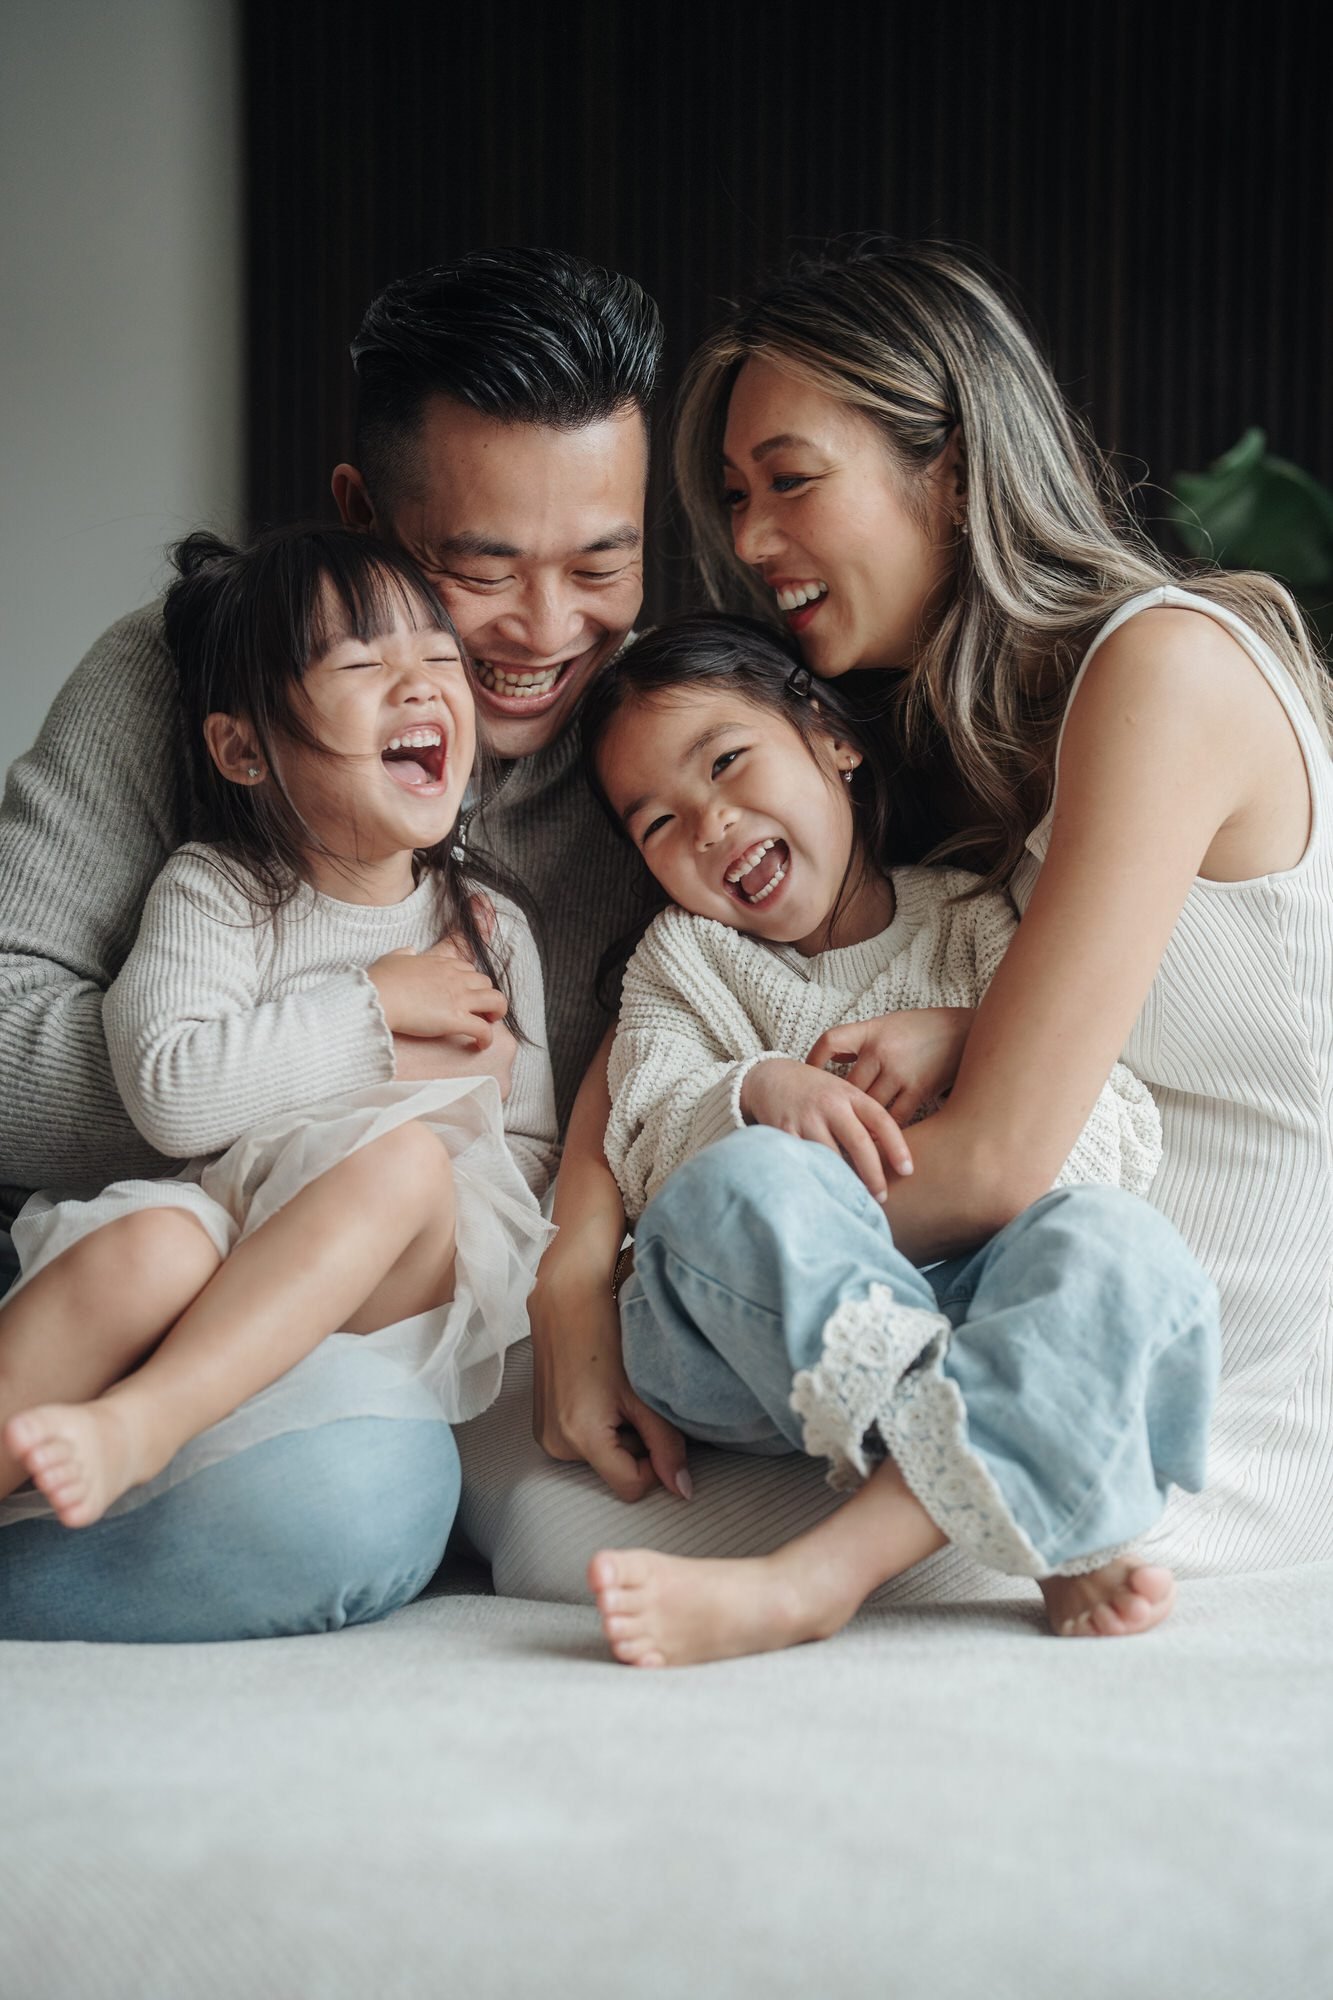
[621,1130,1221,1577]
[0,1237,460,1643]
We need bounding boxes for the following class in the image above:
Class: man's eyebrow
[434,533,523,560]
[619,725,733,826]
[431,525,641,560]
[721,433,816,468]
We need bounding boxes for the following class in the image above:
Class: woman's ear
[204,713,266,787]
[940,426,968,516]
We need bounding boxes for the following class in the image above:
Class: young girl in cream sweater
[579,616,1218,1667]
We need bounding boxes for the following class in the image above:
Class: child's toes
[613,1636,665,1668]
[587,1551,621,1596]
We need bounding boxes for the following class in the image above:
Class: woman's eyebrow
[722,433,816,468]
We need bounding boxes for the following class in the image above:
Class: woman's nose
[731,499,781,570]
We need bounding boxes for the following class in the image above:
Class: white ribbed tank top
[1011,585,1333,1575]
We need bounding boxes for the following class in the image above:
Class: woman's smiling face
[722,357,958,676]
[596,685,893,957]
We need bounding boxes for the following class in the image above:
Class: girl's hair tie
[785,665,814,699]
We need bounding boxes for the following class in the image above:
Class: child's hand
[740,1057,913,1202]
[369,939,508,1049]
[805,1009,974,1125]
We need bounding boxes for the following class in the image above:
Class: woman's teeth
[476,661,565,699]
[774,581,828,613]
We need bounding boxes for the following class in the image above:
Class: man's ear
[204,713,266,787]
[331,462,377,532]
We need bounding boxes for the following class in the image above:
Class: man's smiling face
[372,395,648,760]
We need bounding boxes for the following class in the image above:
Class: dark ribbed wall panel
[245,0,1333,619]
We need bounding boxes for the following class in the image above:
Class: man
[0,249,681,1642]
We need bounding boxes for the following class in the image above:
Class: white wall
[0,0,241,766]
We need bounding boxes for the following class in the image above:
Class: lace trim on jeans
[789,1283,1048,1579]
[788,1286,946,1493]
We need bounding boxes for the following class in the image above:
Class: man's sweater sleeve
[966,888,1162,1197]
[491,896,560,1200]
[605,916,778,1220]
[0,610,184,1198]
[103,850,395,1159]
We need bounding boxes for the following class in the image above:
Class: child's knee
[640,1127,855,1254]
[91,1206,222,1291]
[362,1120,454,1197]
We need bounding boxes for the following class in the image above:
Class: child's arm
[607,916,910,1217]
[104,848,399,1157]
[488,897,560,1199]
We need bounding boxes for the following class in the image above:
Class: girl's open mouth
[381,726,448,791]
[726,837,790,906]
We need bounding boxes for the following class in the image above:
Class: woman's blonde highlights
[676,242,1332,887]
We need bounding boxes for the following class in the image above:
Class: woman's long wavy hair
[675,239,1333,887]
[163,524,513,1009]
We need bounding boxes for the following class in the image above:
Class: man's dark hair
[350,248,664,509]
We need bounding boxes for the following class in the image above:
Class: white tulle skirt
[0,1076,553,1525]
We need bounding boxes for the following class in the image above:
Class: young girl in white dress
[578,618,1219,1668]
[0,526,557,1531]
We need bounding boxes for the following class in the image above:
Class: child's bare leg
[1039,1561,1176,1638]
[6,1122,457,1528]
[589,1456,946,1668]
[0,1209,222,1498]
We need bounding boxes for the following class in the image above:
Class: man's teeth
[726,837,777,885]
[476,661,564,699]
[385,727,442,751]
[774,581,829,614]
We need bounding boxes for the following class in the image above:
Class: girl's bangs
[300,540,453,668]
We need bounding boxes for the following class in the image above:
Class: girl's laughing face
[597,686,893,957]
[722,357,958,677]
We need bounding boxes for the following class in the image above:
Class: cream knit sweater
[101,844,559,1197]
[606,865,1160,1221]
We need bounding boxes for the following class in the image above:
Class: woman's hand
[740,1056,913,1202]
[369,938,508,1048]
[806,1008,975,1125]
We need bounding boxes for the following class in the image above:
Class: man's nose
[500,581,585,659]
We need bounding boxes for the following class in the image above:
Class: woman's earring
[246,765,261,781]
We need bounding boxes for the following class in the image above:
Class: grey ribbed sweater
[0,604,644,1224]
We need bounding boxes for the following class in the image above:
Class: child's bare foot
[2,1398,149,1528]
[588,1546,861,1668]
[1040,1558,1176,1638]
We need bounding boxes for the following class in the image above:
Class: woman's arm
[528,1025,690,1501]
[876,610,1279,1262]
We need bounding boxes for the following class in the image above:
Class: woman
[656,240,1333,1579]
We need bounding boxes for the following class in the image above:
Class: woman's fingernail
[676,1468,694,1500]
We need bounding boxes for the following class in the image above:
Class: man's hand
[805,1008,974,1126]
[370,936,508,1047]
[740,1056,913,1202]
[529,1257,690,1503]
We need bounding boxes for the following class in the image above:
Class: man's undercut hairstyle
[350,248,664,510]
